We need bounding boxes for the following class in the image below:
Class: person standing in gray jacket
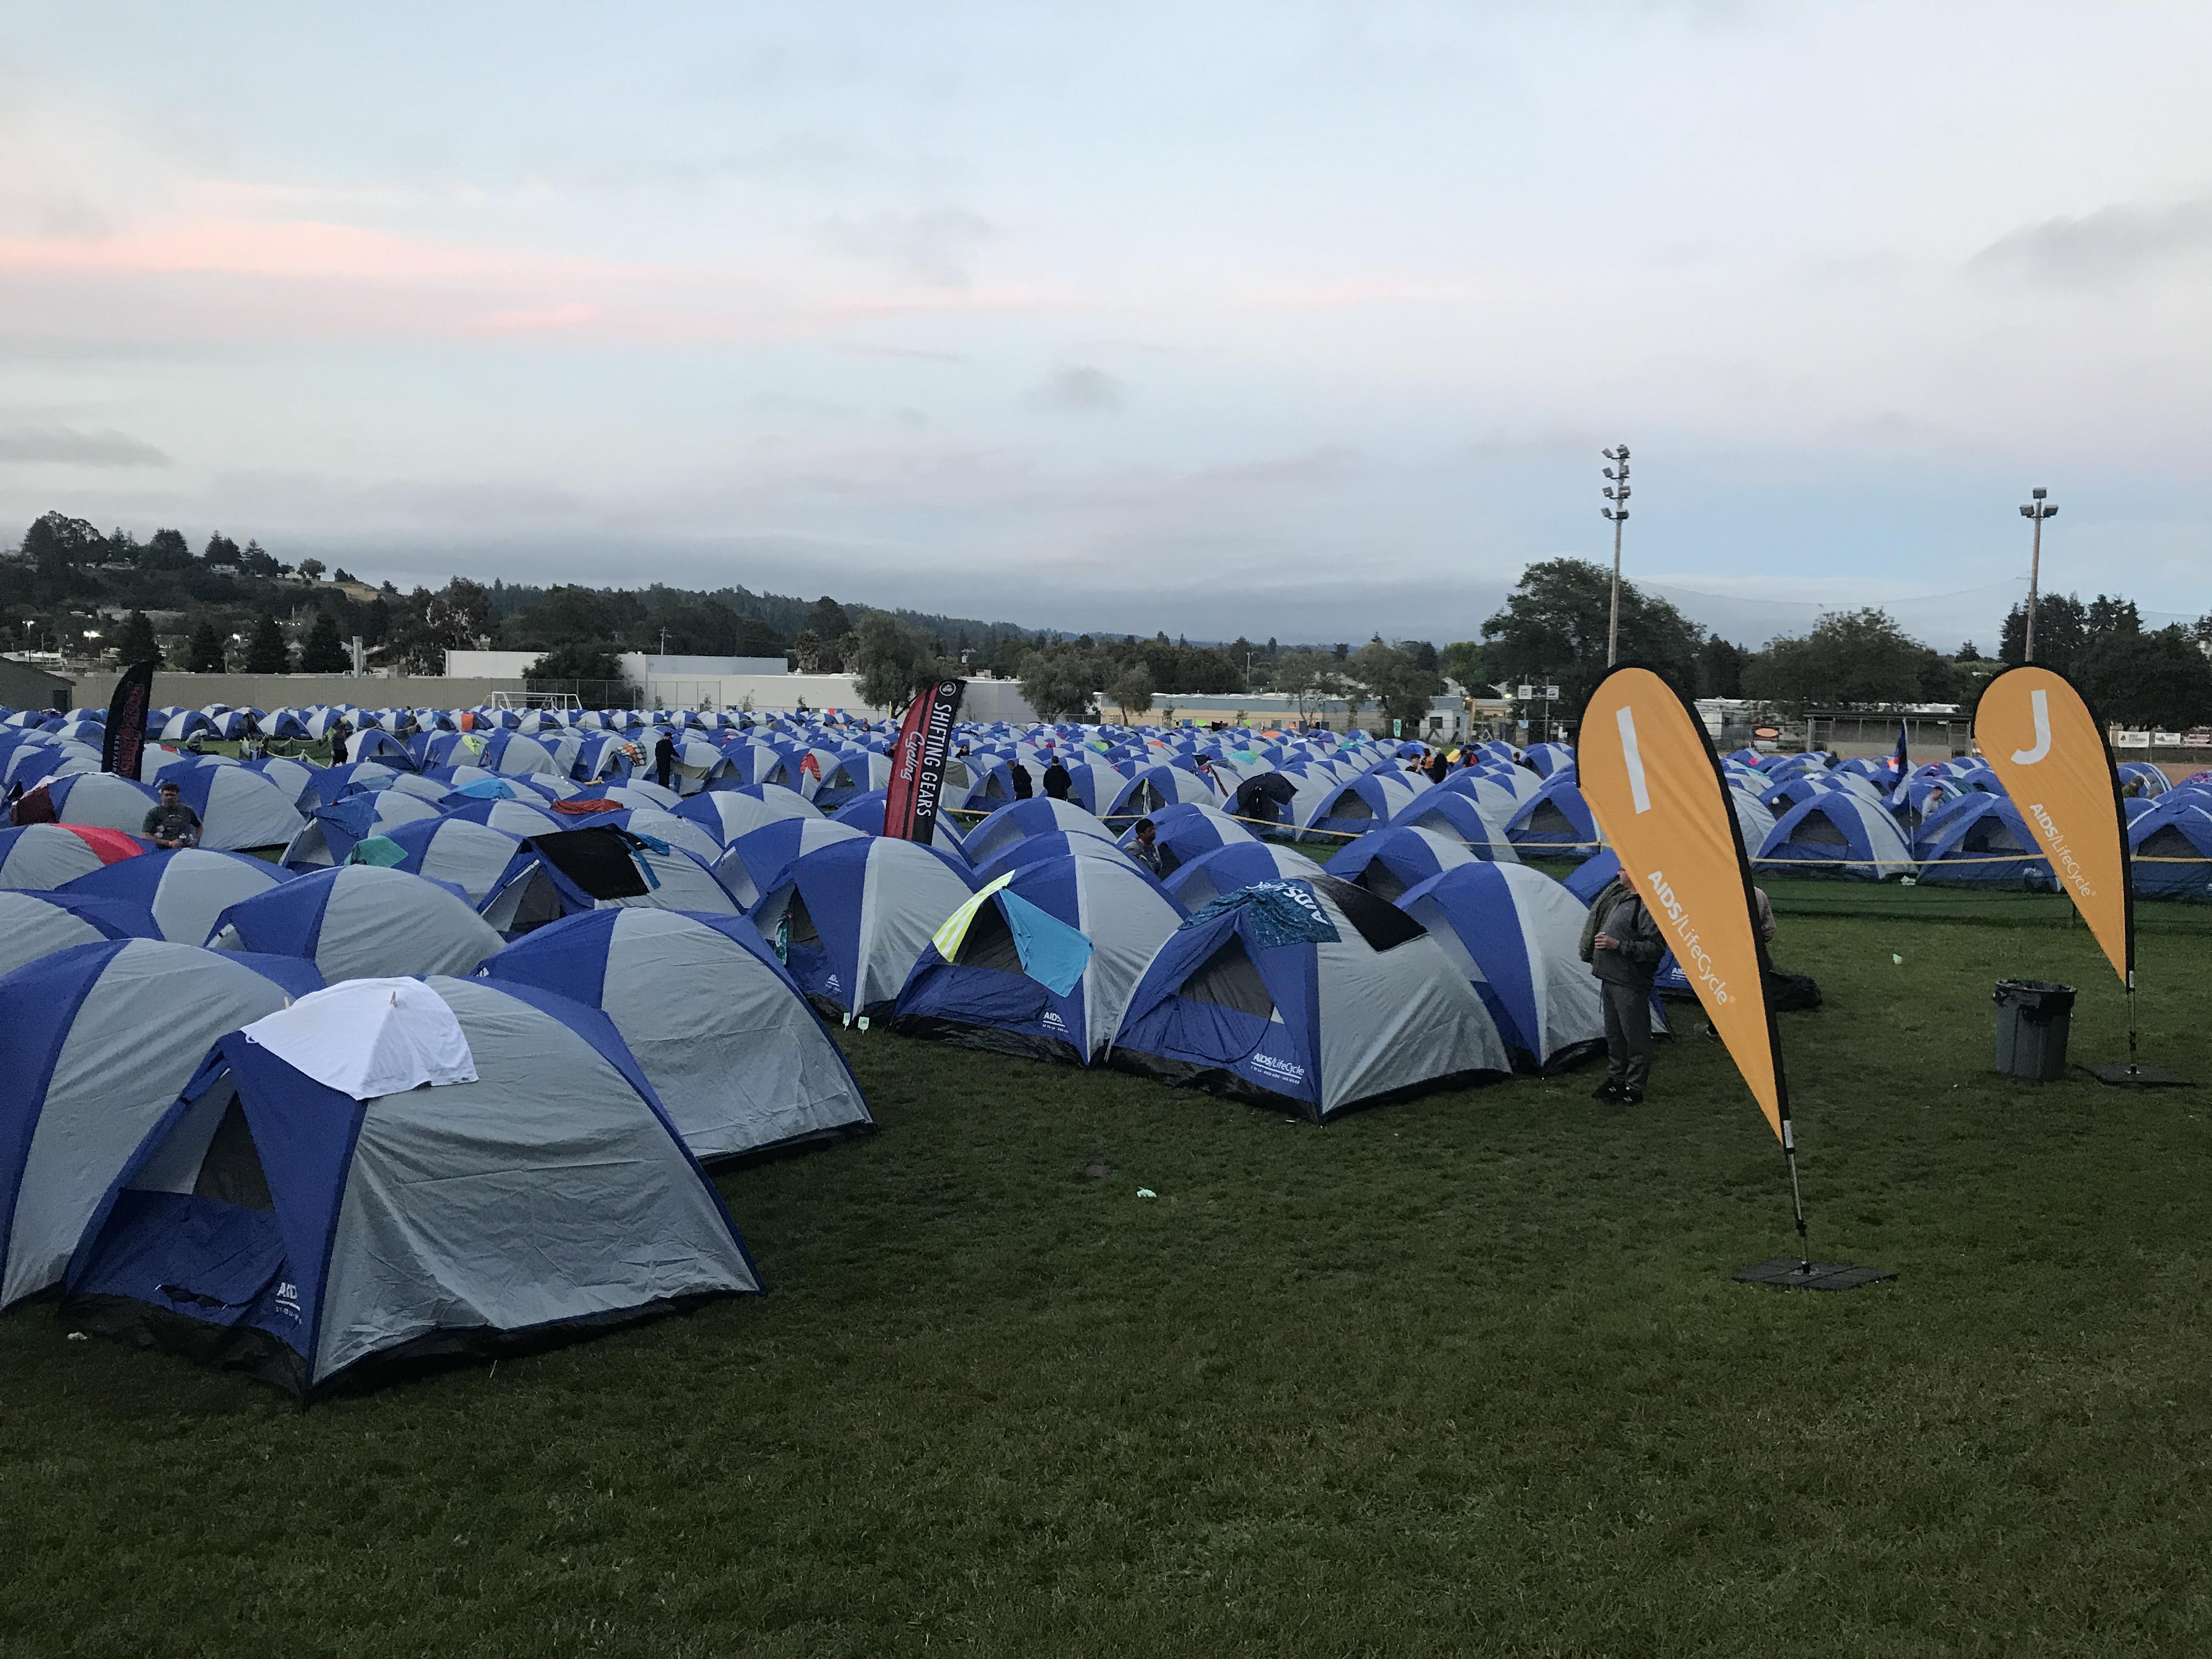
[1580,878,1665,1104]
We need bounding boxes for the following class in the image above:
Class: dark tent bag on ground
[63,975,761,1400]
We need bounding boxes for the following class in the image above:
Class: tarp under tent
[210,864,504,979]
[482,827,745,933]
[1110,873,1510,1121]
[1504,778,1607,861]
[0,823,145,889]
[1911,794,2055,889]
[61,847,290,946]
[673,783,816,848]
[0,889,159,978]
[1754,793,1916,881]
[1161,842,1330,911]
[281,791,443,870]
[0,939,320,1309]
[2128,799,2212,900]
[895,854,1185,1063]
[963,797,1118,867]
[1323,824,1482,901]
[1394,862,1629,1073]
[482,909,872,1161]
[748,836,976,1018]
[62,974,760,1400]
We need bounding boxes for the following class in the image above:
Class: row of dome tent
[12,701,2212,893]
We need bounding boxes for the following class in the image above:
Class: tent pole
[1782,1118,1810,1271]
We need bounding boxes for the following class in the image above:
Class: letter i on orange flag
[1577,667,1890,1287]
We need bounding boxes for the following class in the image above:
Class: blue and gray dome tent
[483,909,871,1161]
[211,865,503,979]
[61,847,291,945]
[0,823,148,889]
[1504,777,1607,861]
[1394,862,1614,1073]
[482,827,746,933]
[895,854,1184,1063]
[1161,842,1327,911]
[1754,794,1915,881]
[0,889,159,978]
[1109,873,1510,1121]
[1911,794,2053,889]
[1324,825,1482,901]
[749,836,975,1018]
[0,939,319,1309]
[2128,799,2212,900]
[62,975,759,1400]
[673,784,816,848]
[963,798,1118,867]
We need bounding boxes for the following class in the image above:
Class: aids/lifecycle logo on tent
[1578,667,1787,1143]
[1974,665,2133,987]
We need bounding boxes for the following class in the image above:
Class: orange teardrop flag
[1578,667,1790,1143]
[1973,665,2133,989]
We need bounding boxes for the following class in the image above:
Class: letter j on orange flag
[1578,668,1788,1143]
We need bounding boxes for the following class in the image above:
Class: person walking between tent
[1127,817,1171,879]
[143,781,201,850]
[1042,757,1073,801]
[1581,876,1662,1104]
[653,731,677,791]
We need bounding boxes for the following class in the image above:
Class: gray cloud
[817,207,993,288]
[1025,364,1125,414]
[0,425,169,466]
[1971,193,2212,289]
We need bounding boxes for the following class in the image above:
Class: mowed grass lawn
[5,905,2210,1657]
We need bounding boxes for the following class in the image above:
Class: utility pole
[1601,446,1631,665]
[2019,487,2057,662]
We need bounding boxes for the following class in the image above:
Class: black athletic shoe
[1590,1081,1622,1102]
[1618,1089,1645,1106]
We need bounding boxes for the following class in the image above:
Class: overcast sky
[4,2,2209,648]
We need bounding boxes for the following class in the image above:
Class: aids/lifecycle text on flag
[1973,665,2133,988]
[1577,667,1788,1142]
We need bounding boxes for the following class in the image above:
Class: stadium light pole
[2019,487,2057,662]
[1601,445,1631,665]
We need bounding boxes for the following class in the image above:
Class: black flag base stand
[2080,1062,2192,1089]
[1733,1256,1895,1292]
[1733,1135,1893,1290]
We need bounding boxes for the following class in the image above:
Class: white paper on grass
[242,977,477,1100]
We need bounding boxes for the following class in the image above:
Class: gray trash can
[1994,979,2075,1081]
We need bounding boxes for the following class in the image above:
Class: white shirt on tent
[242,978,478,1100]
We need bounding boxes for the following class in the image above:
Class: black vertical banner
[101,660,156,777]
[885,679,966,843]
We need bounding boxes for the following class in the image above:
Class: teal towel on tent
[346,834,408,868]
[1000,890,1093,996]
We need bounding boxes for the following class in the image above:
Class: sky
[3,2,2209,650]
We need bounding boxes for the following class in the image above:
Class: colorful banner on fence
[100,659,155,778]
[1577,667,1790,1143]
[1973,665,2133,988]
[885,678,967,844]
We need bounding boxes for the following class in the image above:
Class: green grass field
[5,902,2210,1657]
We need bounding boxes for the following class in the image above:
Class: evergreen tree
[185,620,228,673]
[298,608,350,673]
[245,612,291,673]
[113,610,160,666]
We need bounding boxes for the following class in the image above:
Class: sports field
[5,897,2209,1657]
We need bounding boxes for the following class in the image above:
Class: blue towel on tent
[444,777,517,802]
[998,890,1092,996]
[1178,879,1339,947]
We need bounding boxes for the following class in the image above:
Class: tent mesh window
[2140,826,2199,860]
[782,892,823,948]
[1961,817,2024,855]
[1327,789,1376,822]
[1527,799,1573,835]
[1796,809,1850,847]
[193,1088,275,1212]
[1181,936,1277,1019]
[952,899,1025,974]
